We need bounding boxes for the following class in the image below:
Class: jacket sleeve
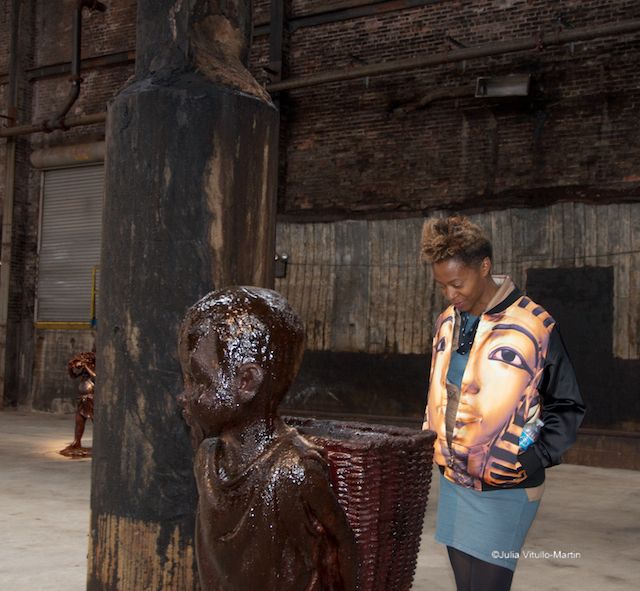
[518,326,586,476]
[422,331,439,431]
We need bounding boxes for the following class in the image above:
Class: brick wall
[35,0,136,65]
[0,1,135,408]
[0,2,9,74]
[0,84,5,209]
[4,2,639,214]
[31,0,136,151]
[15,1,640,221]
[30,64,133,150]
[254,0,272,23]
[263,0,640,216]
[2,0,640,411]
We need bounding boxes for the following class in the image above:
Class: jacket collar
[484,275,522,315]
[446,275,522,322]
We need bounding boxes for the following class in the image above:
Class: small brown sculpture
[59,351,95,458]
[178,286,358,591]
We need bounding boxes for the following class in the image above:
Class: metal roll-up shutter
[37,165,104,322]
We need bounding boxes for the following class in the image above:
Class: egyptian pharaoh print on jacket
[424,295,555,491]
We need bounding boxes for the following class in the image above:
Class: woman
[421,216,585,591]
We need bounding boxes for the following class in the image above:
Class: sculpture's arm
[194,438,218,499]
[302,463,359,591]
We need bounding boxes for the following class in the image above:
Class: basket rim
[284,415,437,448]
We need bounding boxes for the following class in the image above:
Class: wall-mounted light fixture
[475,74,531,98]
[274,253,289,279]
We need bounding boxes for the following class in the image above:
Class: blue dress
[434,313,543,571]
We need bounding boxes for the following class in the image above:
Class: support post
[88,1,279,589]
[0,0,21,407]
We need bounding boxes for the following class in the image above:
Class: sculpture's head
[178,286,305,440]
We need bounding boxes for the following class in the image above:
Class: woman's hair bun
[421,216,492,266]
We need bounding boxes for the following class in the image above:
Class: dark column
[0,0,35,408]
[88,1,278,589]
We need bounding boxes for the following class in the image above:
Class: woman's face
[457,319,541,445]
[432,257,492,315]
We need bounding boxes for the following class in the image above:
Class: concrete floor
[1,411,639,591]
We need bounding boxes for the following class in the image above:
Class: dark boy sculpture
[178,287,358,591]
[60,351,95,458]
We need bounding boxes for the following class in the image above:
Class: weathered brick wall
[30,64,133,150]
[20,2,136,409]
[0,2,9,74]
[17,1,640,219]
[35,0,136,65]
[266,0,640,216]
[0,85,5,210]
[31,0,136,151]
[0,1,136,408]
[290,0,372,17]
[254,0,272,23]
[7,1,640,214]
[2,0,640,412]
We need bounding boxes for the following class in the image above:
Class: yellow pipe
[90,265,98,324]
[35,322,93,330]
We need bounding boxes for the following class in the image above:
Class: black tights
[447,546,514,591]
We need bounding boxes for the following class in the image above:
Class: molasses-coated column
[88,2,278,589]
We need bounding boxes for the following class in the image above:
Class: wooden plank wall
[275,202,640,359]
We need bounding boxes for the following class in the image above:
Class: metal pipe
[0,0,22,406]
[30,140,106,168]
[3,19,640,137]
[268,19,640,92]
[26,50,135,82]
[254,0,431,36]
[46,0,106,131]
[0,112,107,138]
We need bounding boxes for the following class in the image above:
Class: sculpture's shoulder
[192,429,329,499]
[288,427,327,465]
[265,428,329,493]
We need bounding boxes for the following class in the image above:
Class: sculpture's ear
[236,363,264,403]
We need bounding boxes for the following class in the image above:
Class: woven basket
[286,417,436,591]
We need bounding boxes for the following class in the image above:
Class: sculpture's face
[457,321,539,445]
[179,330,240,437]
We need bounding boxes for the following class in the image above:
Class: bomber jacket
[423,276,585,491]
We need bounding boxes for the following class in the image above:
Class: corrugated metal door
[37,165,104,322]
